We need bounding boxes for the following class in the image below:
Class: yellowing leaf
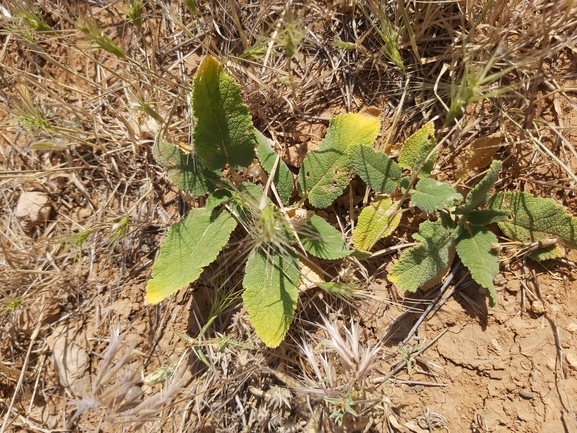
[242,247,300,348]
[398,122,437,177]
[353,197,401,251]
[193,55,255,170]
[298,111,381,208]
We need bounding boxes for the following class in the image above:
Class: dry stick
[0,295,46,433]
[261,7,287,74]
[399,261,460,349]
[381,76,410,151]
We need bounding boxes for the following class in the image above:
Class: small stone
[15,191,51,233]
[46,325,90,396]
[493,274,507,286]
[531,300,545,315]
[566,352,577,371]
[566,322,577,333]
[519,391,534,399]
[507,279,521,293]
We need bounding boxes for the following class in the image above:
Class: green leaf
[229,182,265,226]
[353,197,401,251]
[146,208,237,304]
[399,176,411,193]
[206,190,233,211]
[466,209,510,226]
[487,191,577,256]
[242,246,300,347]
[192,55,256,170]
[398,122,437,177]
[388,218,456,292]
[352,145,401,193]
[298,111,381,208]
[411,178,463,213]
[455,160,502,214]
[255,129,293,205]
[152,138,220,195]
[298,215,352,259]
[455,226,499,307]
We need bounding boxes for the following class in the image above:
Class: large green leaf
[298,214,352,259]
[146,208,237,304]
[388,218,456,292]
[192,55,255,170]
[398,122,437,177]
[152,137,220,195]
[455,160,501,214]
[465,209,510,226]
[353,197,401,251]
[411,178,463,213]
[455,226,499,307]
[352,145,401,193]
[242,246,300,348]
[298,111,381,208]
[487,191,577,259]
[254,129,293,205]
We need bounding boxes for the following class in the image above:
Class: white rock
[46,324,90,396]
[566,352,577,371]
[15,191,51,232]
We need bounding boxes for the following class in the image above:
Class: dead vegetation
[1,0,577,432]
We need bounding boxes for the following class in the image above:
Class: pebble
[15,191,52,233]
[531,300,545,315]
[566,352,577,371]
[519,391,534,399]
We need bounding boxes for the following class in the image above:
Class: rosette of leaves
[387,153,577,307]
[388,160,506,307]
[146,56,375,347]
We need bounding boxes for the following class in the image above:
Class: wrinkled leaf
[298,111,381,208]
[455,160,501,214]
[206,190,233,211]
[152,137,220,195]
[411,178,462,213]
[298,215,353,259]
[456,226,499,307]
[465,209,510,226]
[353,197,401,251]
[352,145,401,193]
[193,55,255,170]
[487,191,577,259]
[398,122,437,177]
[242,247,300,347]
[388,218,456,292]
[255,129,293,205]
[146,208,237,304]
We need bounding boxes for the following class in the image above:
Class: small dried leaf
[456,133,501,179]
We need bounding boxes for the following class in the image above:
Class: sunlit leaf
[146,208,237,304]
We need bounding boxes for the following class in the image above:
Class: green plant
[147,55,577,347]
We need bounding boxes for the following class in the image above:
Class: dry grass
[1,0,576,432]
